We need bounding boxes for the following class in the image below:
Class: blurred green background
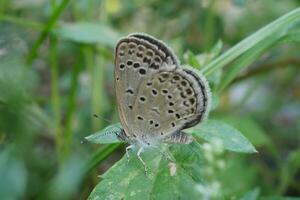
[0,0,300,199]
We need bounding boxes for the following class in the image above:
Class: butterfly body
[114,33,211,172]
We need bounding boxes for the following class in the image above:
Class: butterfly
[114,33,211,173]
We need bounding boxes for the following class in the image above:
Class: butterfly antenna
[93,114,112,123]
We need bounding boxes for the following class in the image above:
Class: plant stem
[204,0,216,51]
[26,0,70,65]
[201,8,300,76]
[50,35,62,162]
[62,57,81,161]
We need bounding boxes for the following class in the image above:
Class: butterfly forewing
[115,35,177,137]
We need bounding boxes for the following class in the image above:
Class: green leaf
[183,50,201,68]
[0,148,27,200]
[280,28,300,43]
[186,120,257,153]
[53,22,121,47]
[201,8,300,76]
[278,148,300,194]
[239,188,260,200]
[85,123,123,144]
[216,32,280,92]
[88,142,206,200]
[219,116,271,147]
[209,39,223,58]
[184,40,222,70]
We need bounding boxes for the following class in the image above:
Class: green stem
[62,57,81,160]
[201,7,300,76]
[204,0,216,51]
[216,33,280,92]
[26,0,70,65]
[50,36,62,161]
[83,46,105,131]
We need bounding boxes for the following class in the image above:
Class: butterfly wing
[115,33,210,145]
[131,68,210,143]
[115,33,178,138]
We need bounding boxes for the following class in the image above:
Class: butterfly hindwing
[131,68,210,143]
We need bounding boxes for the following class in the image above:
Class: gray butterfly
[114,33,211,172]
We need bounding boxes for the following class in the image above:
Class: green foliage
[88,143,204,200]
[187,120,257,153]
[85,123,123,144]
[86,119,256,199]
[54,22,121,47]
[239,188,260,200]
[1,1,300,199]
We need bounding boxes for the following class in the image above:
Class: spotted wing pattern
[115,33,210,145]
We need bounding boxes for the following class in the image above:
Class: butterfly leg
[125,145,133,163]
[137,147,148,175]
